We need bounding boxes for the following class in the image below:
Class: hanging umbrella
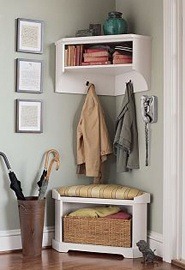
[38,150,60,200]
[0,152,25,200]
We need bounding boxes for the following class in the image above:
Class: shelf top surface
[55,194,150,204]
[64,64,133,75]
[56,34,151,45]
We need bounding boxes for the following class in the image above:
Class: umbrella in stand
[37,149,59,188]
[0,152,25,200]
[38,150,60,200]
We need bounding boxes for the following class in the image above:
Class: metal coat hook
[126,80,132,85]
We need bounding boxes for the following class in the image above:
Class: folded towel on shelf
[68,205,120,218]
[104,210,131,220]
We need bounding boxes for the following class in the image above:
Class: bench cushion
[57,184,143,200]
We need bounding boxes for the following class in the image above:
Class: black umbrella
[0,152,25,200]
[37,169,47,189]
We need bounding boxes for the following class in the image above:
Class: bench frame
[52,189,150,258]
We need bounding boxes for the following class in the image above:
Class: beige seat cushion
[57,184,143,200]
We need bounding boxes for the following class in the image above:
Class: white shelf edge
[64,63,132,70]
[59,196,135,205]
[56,34,151,45]
[64,64,133,76]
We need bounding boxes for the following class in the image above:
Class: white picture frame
[16,58,43,93]
[17,18,44,54]
[16,99,43,133]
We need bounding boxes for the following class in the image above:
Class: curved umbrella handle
[44,149,60,169]
[0,152,11,170]
[46,157,59,181]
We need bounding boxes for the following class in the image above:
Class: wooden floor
[0,249,181,270]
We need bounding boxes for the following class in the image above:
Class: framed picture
[16,99,43,133]
[16,58,43,93]
[89,24,101,36]
[17,18,44,54]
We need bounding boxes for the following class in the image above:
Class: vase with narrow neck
[103,11,128,35]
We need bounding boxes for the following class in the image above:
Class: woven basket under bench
[63,216,131,247]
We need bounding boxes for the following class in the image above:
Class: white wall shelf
[55,34,151,96]
[52,189,150,258]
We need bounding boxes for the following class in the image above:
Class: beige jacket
[77,84,112,181]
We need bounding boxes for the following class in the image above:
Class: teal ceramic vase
[103,11,128,35]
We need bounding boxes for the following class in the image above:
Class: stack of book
[65,45,84,66]
[112,45,132,64]
[82,48,110,66]
[65,44,132,66]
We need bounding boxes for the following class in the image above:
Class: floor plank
[0,249,182,270]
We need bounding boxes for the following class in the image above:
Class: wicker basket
[63,216,131,247]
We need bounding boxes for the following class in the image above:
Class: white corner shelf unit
[52,189,150,258]
[55,34,151,96]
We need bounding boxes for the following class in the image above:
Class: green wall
[116,0,163,233]
[0,0,163,235]
[0,0,115,231]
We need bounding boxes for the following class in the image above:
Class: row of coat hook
[86,80,132,87]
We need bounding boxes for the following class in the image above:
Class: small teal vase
[103,11,128,35]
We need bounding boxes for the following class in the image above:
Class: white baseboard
[148,231,163,257]
[0,226,54,252]
[0,228,163,257]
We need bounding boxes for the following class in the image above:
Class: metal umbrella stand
[17,149,60,257]
[18,197,45,257]
[20,149,59,257]
[0,151,44,257]
[0,150,60,257]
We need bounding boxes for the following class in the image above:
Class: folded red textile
[104,211,131,220]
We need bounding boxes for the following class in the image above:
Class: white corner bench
[52,189,150,258]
